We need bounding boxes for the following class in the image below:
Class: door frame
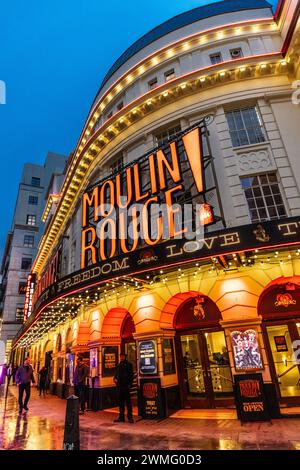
[262,318,300,406]
[175,327,234,409]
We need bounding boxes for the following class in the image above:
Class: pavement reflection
[1,385,300,450]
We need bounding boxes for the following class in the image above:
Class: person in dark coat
[73,356,89,414]
[38,366,48,397]
[114,353,134,423]
[15,357,35,414]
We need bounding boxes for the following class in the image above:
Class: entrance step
[170,409,238,420]
[280,406,300,417]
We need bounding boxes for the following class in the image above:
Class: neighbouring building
[11,0,300,417]
[0,152,67,362]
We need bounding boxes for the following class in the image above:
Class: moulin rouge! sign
[81,122,213,269]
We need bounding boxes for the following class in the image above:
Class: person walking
[114,353,134,423]
[73,356,89,415]
[6,363,13,386]
[15,357,35,414]
[38,366,48,397]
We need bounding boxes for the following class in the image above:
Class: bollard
[63,395,80,450]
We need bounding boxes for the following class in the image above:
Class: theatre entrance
[175,295,234,409]
[121,313,137,399]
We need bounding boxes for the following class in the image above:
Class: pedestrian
[38,366,48,397]
[15,357,35,414]
[113,353,134,423]
[12,364,18,385]
[73,356,89,415]
[6,363,13,386]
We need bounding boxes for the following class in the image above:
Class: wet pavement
[1,385,300,450]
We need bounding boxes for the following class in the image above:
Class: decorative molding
[235,145,276,175]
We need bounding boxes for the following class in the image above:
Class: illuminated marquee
[81,121,217,269]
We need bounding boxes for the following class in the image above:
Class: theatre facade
[12,0,300,416]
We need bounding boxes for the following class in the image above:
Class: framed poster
[274,335,288,352]
[162,338,176,375]
[139,340,157,375]
[89,348,99,378]
[230,328,264,372]
[234,373,270,423]
[102,346,118,377]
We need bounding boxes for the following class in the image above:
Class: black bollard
[63,395,80,450]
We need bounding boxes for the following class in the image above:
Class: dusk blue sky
[0,0,277,259]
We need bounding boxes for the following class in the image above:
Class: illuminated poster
[90,348,98,378]
[230,328,263,372]
[69,354,75,386]
[139,340,157,375]
[102,346,118,377]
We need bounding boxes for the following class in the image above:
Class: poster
[89,348,98,378]
[162,338,176,375]
[102,346,118,377]
[230,328,264,372]
[139,340,157,375]
[69,353,74,386]
[139,378,165,419]
[274,335,288,352]
[234,374,269,423]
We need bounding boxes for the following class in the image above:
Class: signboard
[139,340,157,375]
[139,378,165,419]
[274,335,288,352]
[162,338,176,375]
[81,122,213,270]
[23,273,36,321]
[230,328,264,372]
[234,374,270,423]
[25,216,300,322]
[102,346,118,377]
[89,348,98,378]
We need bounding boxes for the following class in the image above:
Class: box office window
[241,173,287,222]
[226,106,266,147]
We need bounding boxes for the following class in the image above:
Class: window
[24,235,34,247]
[107,111,113,119]
[31,177,41,187]
[164,69,176,82]
[148,77,158,90]
[21,257,32,270]
[26,214,36,226]
[110,155,124,174]
[210,52,222,65]
[230,48,243,59]
[117,101,124,111]
[155,124,181,147]
[28,195,38,205]
[16,306,24,323]
[226,107,266,147]
[18,283,27,295]
[241,173,287,222]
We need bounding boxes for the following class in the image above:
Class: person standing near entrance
[38,366,48,397]
[114,353,134,423]
[73,356,89,415]
[16,357,35,414]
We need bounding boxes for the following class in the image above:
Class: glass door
[180,330,233,408]
[266,324,300,399]
[204,331,234,405]
[180,334,211,407]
